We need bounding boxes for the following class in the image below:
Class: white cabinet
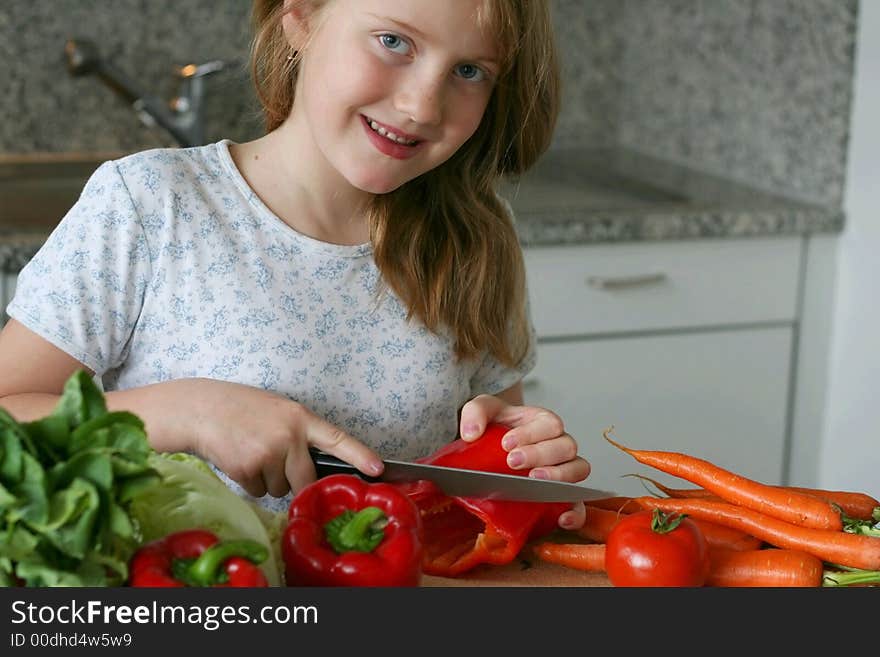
[522,237,801,497]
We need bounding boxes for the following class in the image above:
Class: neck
[230,117,373,246]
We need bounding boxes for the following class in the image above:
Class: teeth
[368,119,417,146]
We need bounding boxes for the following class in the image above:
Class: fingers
[284,447,316,496]
[301,407,384,477]
[459,395,566,440]
[459,394,512,440]
[558,502,587,530]
[223,402,382,499]
[526,455,592,486]
[506,433,583,477]
[239,478,269,499]
[460,395,591,483]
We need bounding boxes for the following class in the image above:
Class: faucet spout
[63,38,221,148]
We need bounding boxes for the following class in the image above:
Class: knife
[309,448,616,503]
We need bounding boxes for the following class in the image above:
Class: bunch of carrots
[534,428,880,587]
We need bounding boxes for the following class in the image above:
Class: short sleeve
[469,291,537,396]
[7,161,152,374]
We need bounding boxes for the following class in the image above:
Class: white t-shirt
[8,140,536,512]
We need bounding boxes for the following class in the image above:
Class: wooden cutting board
[421,560,611,587]
[421,538,612,587]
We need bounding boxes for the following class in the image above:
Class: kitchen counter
[501,147,844,247]
[0,146,844,273]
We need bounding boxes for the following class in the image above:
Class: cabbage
[128,452,286,586]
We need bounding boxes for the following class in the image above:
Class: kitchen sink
[0,155,113,232]
[0,147,695,236]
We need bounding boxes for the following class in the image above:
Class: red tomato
[605,508,710,587]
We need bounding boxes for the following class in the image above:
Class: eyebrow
[367,13,499,65]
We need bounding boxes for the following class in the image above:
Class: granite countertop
[500,147,844,247]
[0,147,845,273]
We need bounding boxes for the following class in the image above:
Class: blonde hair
[250,0,560,366]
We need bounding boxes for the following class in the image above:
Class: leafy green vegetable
[0,370,160,586]
[127,452,285,587]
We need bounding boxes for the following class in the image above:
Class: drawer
[523,237,801,338]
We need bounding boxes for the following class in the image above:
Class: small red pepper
[128,529,269,587]
[283,474,423,587]
[398,422,570,577]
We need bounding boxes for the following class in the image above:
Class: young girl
[0,0,590,528]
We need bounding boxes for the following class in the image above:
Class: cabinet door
[524,327,792,497]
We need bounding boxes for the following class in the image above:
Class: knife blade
[308,448,616,503]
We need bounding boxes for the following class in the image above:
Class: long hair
[250,0,560,366]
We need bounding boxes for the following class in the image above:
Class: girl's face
[292,0,499,194]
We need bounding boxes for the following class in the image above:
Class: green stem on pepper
[186,540,269,586]
[324,506,388,554]
[283,474,423,586]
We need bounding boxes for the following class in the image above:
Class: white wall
[821,0,880,499]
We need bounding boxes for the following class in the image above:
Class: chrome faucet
[63,38,229,147]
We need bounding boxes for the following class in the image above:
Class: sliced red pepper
[128,529,269,587]
[283,474,423,587]
[399,422,570,577]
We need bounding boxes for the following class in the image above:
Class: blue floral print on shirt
[7,140,537,513]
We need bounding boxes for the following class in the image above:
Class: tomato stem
[650,507,687,534]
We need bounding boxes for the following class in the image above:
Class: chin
[347,171,411,195]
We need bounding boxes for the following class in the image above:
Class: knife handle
[308,447,380,482]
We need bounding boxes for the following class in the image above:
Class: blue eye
[379,33,410,55]
[455,63,487,82]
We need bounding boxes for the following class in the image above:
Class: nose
[394,70,444,128]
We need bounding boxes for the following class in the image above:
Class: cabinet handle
[586,272,667,290]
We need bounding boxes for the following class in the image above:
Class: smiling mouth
[362,115,420,146]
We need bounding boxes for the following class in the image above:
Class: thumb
[459,394,522,441]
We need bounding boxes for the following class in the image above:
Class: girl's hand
[458,393,591,530]
[133,378,383,498]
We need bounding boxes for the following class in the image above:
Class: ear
[281,0,317,49]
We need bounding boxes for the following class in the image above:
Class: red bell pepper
[128,529,269,587]
[283,474,423,587]
[399,422,570,577]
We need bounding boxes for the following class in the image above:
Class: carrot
[706,548,824,587]
[690,518,763,552]
[584,492,761,550]
[633,496,880,571]
[786,487,880,522]
[628,474,721,500]
[604,428,843,531]
[584,496,642,514]
[533,541,880,586]
[576,506,626,543]
[533,542,606,572]
[636,474,880,522]
[580,500,760,550]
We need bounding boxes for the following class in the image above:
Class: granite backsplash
[0,0,858,208]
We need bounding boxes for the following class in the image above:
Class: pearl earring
[286,50,299,62]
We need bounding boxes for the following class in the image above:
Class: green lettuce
[0,371,160,587]
[127,452,286,586]
[1,370,287,588]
